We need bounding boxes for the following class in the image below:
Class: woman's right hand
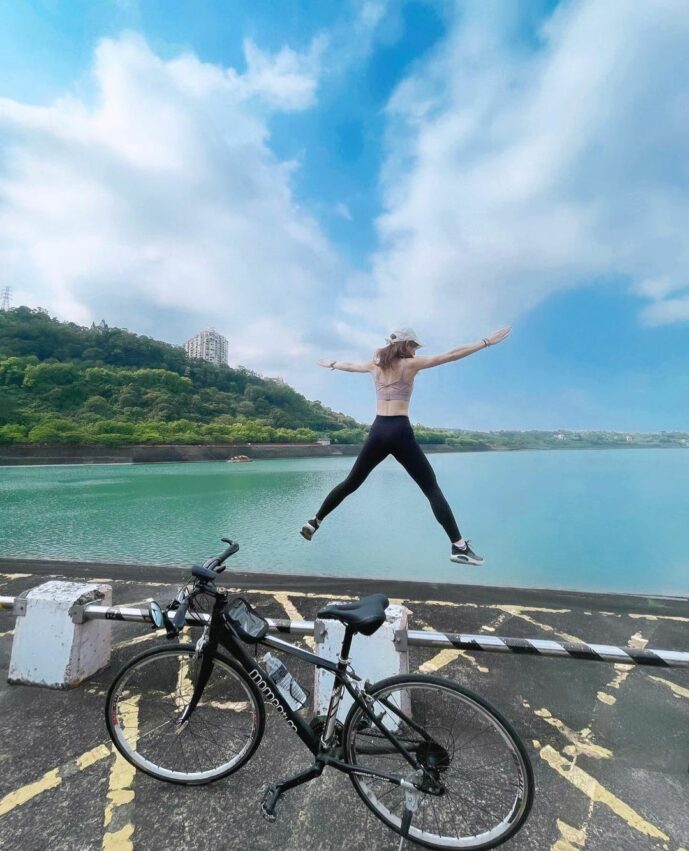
[485,327,511,346]
[317,358,335,368]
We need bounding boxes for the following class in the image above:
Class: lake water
[1,449,688,596]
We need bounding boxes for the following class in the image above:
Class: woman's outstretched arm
[412,327,511,371]
[317,358,373,373]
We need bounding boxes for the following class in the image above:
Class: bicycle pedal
[260,786,280,823]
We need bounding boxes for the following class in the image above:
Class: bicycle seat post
[320,626,354,749]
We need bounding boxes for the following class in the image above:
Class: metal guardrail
[3,595,687,669]
[407,629,689,667]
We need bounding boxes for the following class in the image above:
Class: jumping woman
[300,326,511,564]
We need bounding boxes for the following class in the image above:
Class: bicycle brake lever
[161,609,180,640]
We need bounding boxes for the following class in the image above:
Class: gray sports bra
[373,361,415,402]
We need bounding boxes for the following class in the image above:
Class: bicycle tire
[342,673,534,850]
[105,643,265,785]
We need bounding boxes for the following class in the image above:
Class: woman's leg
[391,429,461,542]
[315,429,389,521]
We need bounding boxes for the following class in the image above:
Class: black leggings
[316,415,461,542]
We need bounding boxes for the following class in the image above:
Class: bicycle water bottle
[262,653,307,711]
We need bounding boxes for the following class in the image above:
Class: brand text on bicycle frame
[249,669,298,731]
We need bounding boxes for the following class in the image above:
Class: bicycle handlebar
[198,539,239,576]
[216,538,239,569]
[171,597,190,629]
[156,538,240,636]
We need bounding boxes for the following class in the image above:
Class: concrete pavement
[1,560,688,850]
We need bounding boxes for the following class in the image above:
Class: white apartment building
[184,328,229,366]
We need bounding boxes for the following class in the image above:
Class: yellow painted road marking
[78,745,111,770]
[412,612,491,674]
[247,588,573,615]
[0,743,112,818]
[418,646,464,674]
[81,578,176,589]
[0,628,15,639]
[540,745,669,842]
[273,593,316,649]
[0,768,61,817]
[102,697,140,848]
[113,630,160,651]
[208,699,250,711]
[112,603,185,650]
[496,605,582,643]
[551,818,587,851]
[102,824,134,851]
[629,613,689,624]
[648,675,689,701]
[246,588,354,603]
[176,648,192,706]
[597,632,648,705]
[119,597,155,609]
[531,706,612,760]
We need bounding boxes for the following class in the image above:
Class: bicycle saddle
[317,594,389,636]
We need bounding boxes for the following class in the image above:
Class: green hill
[0,307,365,446]
[2,307,687,452]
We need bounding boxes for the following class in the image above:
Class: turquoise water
[1,449,688,596]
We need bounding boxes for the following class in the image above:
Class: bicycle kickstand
[260,762,324,822]
[397,784,420,850]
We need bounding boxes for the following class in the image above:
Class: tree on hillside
[0,307,364,445]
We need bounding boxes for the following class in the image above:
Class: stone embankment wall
[0,442,461,465]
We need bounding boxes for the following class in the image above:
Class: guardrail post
[8,581,112,688]
[313,603,408,721]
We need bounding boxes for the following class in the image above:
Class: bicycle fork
[177,625,216,726]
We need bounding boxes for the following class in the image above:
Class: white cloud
[335,202,352,220]
[339,0,689,345]
[359,1,388,32]
[241,37,325,111]
[640,295,689,326]
[0,32,340,377]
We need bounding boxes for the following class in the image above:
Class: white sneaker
[450,541,484,565]
[300,518,320,541]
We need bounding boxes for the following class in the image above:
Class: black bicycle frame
[192,592,430,786]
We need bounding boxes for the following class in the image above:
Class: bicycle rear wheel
[343,674,533,850]
[105,644,265,785]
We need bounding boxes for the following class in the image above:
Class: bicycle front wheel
[105,644,265,785]
[343,674,533,850]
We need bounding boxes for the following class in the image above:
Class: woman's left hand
[317,358,335,368]
[485,327,511,346]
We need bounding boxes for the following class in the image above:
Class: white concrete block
[8,581,112,688]
[314,604,408,723]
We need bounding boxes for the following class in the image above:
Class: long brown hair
[374,340,417,371]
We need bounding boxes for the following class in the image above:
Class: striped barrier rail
[71,601,689,669]
[3,595,689,668]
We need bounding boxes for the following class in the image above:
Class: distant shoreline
[1,441,686,466]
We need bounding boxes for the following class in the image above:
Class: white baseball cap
[386,327,424,347]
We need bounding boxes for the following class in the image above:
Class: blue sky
[1,0,688,430]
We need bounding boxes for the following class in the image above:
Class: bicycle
[105,539,534,850]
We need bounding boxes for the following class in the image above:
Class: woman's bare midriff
[376,399,411,416]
